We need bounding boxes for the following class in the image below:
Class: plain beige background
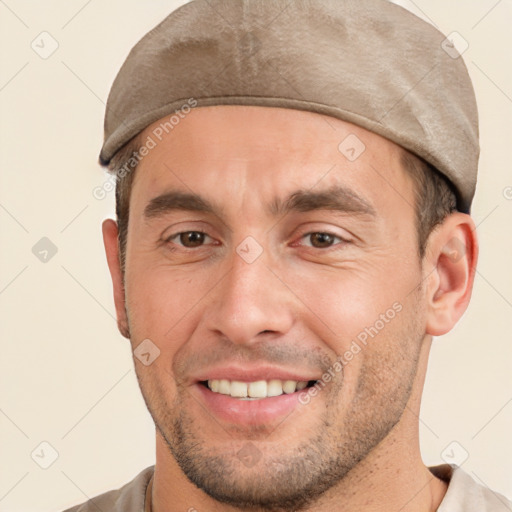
[0,1,511,511]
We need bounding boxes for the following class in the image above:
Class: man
[64,0,511,510]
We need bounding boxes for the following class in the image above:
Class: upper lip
[192,364,320,384]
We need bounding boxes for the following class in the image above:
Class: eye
[166,231,213,248]
[301,232,345,249]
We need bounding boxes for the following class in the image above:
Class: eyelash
[164,230,213,246]
[164,230,348,250]
[297,232,347,249]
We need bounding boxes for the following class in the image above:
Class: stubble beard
[132,298,425,511]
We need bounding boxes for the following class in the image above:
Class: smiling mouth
[200,379,318,399]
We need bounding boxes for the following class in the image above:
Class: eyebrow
[144,191,215,219]
[143,185,376,220]
[269,186,376,218]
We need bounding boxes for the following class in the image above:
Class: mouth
[193,376,320,426]
[199,379,318,399]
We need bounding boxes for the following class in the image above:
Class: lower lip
[194,383,307,425]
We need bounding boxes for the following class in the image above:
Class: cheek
[280,264,405,341]
[126,269,208,403]
[277,256,423,395]
[124,264,209,351]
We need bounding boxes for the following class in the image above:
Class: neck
[151,339,448,512]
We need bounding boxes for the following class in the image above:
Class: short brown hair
[107,135,140,271]
[400,150,457,258]
[107,138,457,269]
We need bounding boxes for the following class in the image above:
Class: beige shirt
[62,464,512,512]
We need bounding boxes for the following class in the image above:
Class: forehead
[132,105,413,214]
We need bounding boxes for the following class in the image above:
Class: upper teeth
[207,379,309,399]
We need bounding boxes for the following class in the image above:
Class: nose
[203,247,295,345]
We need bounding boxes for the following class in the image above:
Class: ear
[102,219,130,339]
[424,212,478,336]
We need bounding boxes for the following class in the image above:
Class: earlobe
[425,213,478,337]
[102,219,131,339]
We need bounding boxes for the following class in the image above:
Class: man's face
[121,106,428,509]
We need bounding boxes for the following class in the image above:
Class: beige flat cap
[100,0,479,212]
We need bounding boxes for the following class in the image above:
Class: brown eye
[179,231,206,247]
[308,232,337,248]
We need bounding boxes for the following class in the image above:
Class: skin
[103,106,478,512]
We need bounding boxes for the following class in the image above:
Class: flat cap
[101,0,479,212]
